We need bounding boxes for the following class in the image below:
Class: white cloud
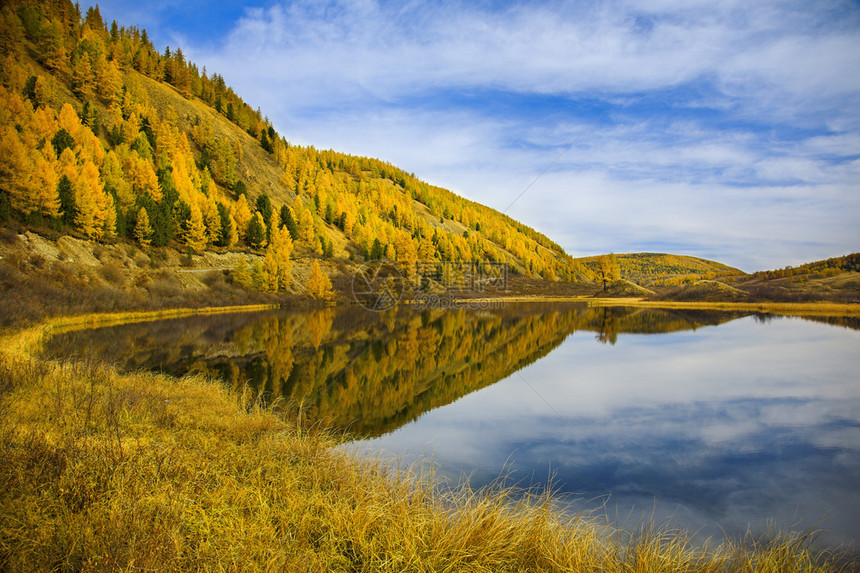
[99,0,860,269]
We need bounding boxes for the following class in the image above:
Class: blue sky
[88,0,860,271]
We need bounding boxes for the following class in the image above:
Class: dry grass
[0,313,853,572]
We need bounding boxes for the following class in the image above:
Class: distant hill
[0,0,584,292]
[750,253,859,281]
[576,253,744,287]
[732,253,860,303]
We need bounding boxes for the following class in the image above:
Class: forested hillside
[751,253,859,281]
[577,252,744,287]
[0,0,585,292]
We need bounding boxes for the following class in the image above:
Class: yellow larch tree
[172,160,197,205]
[261,250,279,293]
[31,105,59,143]
[202,195,220,245]
[125,152,161,202]
[305,260,333,300]
[101,150,133,209]
[0,125,31,212]
[268,225,294,291]
[233,193,252,240]
[297,203,315,243]
[57,103,82,141]
[384,242,396,261]
[31,144,60,218]
[418,236,436,261]
[72,51,95,99]
[58,148,78,188]
[101,192,117,239]
[134,207,152,247]
[98,59,123,105]
[394,232,418,277]
[184,204,208,253]
[76,125,104,168]
[75,160,107,238]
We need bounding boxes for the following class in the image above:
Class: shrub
[100,263,126,286]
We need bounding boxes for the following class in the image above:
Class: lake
[43,303,860,550]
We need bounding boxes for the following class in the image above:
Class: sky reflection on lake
[349,316,860,548]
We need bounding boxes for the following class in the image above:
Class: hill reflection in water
[44,303,752,437]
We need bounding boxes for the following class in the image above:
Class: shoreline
[453,295,860,317]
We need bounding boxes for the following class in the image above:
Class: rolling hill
[576,252,745,287]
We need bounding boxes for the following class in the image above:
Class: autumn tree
[305,260,333,300]
[394,232,418,277]
[98,59,123,105]
[72,51,95,99]
[596,254,620,292]
[134,206,152,247]
[233,193,252,239]
[75,160,108,239]
[183,204,208,252]
[269,225,293,290]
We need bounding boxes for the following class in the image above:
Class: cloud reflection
[353,316,860,547]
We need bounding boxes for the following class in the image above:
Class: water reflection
[45,304,749,435]
[352,316,860,549]
[43,305,860,548]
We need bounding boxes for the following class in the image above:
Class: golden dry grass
[0,311,853,572]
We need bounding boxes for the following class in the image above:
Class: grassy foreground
[0,310,851,571]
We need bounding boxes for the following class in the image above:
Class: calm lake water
[44,304,860,549]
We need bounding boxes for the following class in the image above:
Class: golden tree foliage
[267,225,294,291]
[305,260,333,300]
[124,152,161,202]
[0,126,32,212]
[134,207,152,247]
[75,160,108,238]
[0,0,577,282]
[97,58,123,105]
[57,103,81,141]
[101,150,133,208]
[101,191,117,239]
[31,145,60,218]
[184,204,208,253]
[233,194,253,240]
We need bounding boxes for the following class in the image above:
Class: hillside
[2,0,858,318]
[576,252,745,287]
[0,0,585,305]
[731,253,860,303]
